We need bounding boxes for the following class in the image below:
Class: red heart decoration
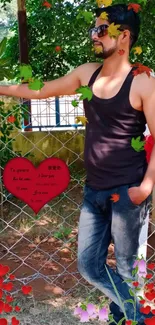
[0,265,10,277]
[0,319,7,325]
[2,282,13,291]
[0,301,4,313]
[3,303,12,313]
[144,316,155,325]
[21,285,32,295]
[11,317,19,325]
[3,157,70,214]
[140,306,151,314]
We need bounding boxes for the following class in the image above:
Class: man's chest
[80,65,143,112]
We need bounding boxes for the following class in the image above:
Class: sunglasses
[88,24,124,39]
[88,24,109,38]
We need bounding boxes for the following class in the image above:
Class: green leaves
[18,64,44,90]
[75,86,93,101]
[131,136,145,152]
[28,79,44,90]
[71,99,79,107]
[0,37,7,57]
[76,11,94,24]
[0,37,13,81]
[19,65,33,81]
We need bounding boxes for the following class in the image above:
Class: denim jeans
[77,181,152,324]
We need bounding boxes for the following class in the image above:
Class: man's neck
[100,58,131,77]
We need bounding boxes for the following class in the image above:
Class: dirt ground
[0,182,155,324]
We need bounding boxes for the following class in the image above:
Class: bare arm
[0,64,84,100]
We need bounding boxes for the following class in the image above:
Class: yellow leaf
[133,46,142,55]
[94,45,103,54]
[100,12,109,20]
[97,0,112,7]
[108,23,121,38]
[75,116,88,126]
[0,131,4,137]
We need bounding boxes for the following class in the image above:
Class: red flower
[132,281,139,287]
[0,265,10,277]
[125,321,132,325]
[21,285,32,295]
[0,290,2,299]
[55,46,62,52]
[145,274,153,279]
[7,116,16,123]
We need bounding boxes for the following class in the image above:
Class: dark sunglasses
[88,24,124,39]
[88,24,109,38]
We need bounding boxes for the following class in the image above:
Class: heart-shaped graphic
[0,265,10,277]
[11,317,19,325]
[0,319,7,325]
[3,157,70,214]
[21,285,32,295]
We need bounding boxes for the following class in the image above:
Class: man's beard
[93,42,117,59]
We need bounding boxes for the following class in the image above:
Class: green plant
[0,37,13,81]
[53,225,72,239]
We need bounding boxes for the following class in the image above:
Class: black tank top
[83,65,148,190]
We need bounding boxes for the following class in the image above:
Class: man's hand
[128,184,151,205]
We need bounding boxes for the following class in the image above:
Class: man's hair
[95,4,141,50]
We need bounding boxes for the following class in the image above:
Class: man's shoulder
[135,69,155,101]
[76,62,102,85]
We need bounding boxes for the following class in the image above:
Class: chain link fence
[0,96,155,321]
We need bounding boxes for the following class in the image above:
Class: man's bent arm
[0,65,83,100]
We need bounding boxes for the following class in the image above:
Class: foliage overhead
[1,0,155,80]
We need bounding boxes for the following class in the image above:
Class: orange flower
[55,46,62,52]
[7,116,16,123]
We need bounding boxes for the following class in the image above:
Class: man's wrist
[140,179,154,195]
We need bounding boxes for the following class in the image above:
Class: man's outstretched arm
[0,64,84,99]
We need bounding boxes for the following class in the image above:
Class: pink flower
[74,306,83,316]
[133,259,147,277]
[80,310,89,322]
[98,307,109,321]
[86,303,96,316]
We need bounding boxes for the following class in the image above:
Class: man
[0,3,155,324]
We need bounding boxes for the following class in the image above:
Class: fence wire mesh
[0,95,155,308]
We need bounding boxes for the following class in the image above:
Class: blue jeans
[77,182,152,324]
